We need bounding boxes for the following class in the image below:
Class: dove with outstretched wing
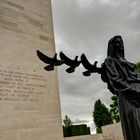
[81,54,98,76]
[60,52,81,73]
[37,50,63,71]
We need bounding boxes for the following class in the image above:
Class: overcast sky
[51,0,140,134]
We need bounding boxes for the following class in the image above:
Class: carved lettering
[0,66,47,103]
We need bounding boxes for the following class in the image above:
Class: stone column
[0,0,63,140]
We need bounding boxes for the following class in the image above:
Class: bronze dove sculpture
[59,52,81,73]
[81,54,101,76]
[37,50,63,71]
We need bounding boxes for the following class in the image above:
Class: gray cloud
[52,0,140,133]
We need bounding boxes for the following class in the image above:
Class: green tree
[63,115,73,128]
[136,62,140,73]
[110,95,120,123]
[93,99,113,133]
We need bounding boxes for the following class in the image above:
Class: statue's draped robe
[102,57,140,140]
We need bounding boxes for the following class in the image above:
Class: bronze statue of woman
[37,35,140,140]
[98,35,140,140]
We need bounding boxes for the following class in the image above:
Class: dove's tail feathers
[44,65,54,71]
[83,71,91,76]
[66,67,75,73]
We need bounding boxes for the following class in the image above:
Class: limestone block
[0,0,63,140]
[102,123,124,140]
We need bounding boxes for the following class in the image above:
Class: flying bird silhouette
[81,54,98,76]
[60,52,81,73]
[36,50,63,71]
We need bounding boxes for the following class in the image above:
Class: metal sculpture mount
[36,49,101,76]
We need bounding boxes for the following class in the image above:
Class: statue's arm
[105,58,140,107]
[104,58,135,92]
[94,66,103,74]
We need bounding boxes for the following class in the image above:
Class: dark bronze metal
[37,36,140,140]
[60,52,81,73]
[36,50,63,71]
[100,36,140,140]
[81,54,101,76]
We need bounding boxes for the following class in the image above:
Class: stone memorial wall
[0,0,63,140]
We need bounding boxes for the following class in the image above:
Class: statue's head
[107,35,124,58]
